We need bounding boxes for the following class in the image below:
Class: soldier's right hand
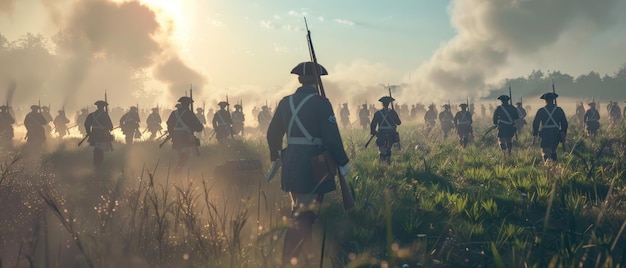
[370,130,377,136]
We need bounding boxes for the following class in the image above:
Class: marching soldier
[231,104,245,136]
[454,103,473,148]
[40,105,53,138]
[514,102,527,133]
[480,104,486,118]
[439,104,454,138]
[370,96,401,164]
[53,110,70,139]
[584,102,600,137]
[339,103,350,129]
[424,104,437,134]
[257,106,272,134]
[85,101,114,166]
[146,107,163,140]
[532,93,568,162]
[195,107,207,139]
[75,108,89,136]
[575,102,585,126]
[212,101,232,143]
[608,101,622,125]
[24,105,48,152]
[120,106,141,144]
[358,104,370,130]
[0,105,15,149]
[493,95,519,156]
[166,97,203,173]
[267,61,349,265]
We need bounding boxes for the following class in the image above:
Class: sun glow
[138,0,191,46]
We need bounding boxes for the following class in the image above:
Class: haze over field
[1,0,625,111]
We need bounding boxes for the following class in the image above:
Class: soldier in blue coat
[166,97,203,173]
[493,95,519,156]
[584,102,600,137]
[267,61,350,265]
[85,101,114,166]
[370,96,401,164]
[532,93,568,161]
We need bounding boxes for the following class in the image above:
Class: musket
[364,134,375,148]
[304,17,354,210]
[509,82,518,140]
[387,84,395,111]
[190,84,200,155]
[240,100,245,136]
[226,94,233,138]
[551,79,566,151]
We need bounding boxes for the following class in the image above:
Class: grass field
[1,115,625,268]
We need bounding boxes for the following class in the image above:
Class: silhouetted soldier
[85,101,114,166]
[584,102,600,137]
[532,93,568,162]
[266,61,349,265]
[370,96,401,164]
[53,110,70,139]
[231,104,245,136]
[424,104,437,134]
[609,101,622,125]
[146,107,163,140]
[120,106,141,144]
[454,103,473,148]
[358,104,370,130]
[212,101,232,143]
[75,108,88,136]
[0,105,15,149]
[493,95,519,156]
[480,104,486,118]
[40,105,53,138]
[439,104,454,138]
[340,103,350,129]
[195,107,207,139]
[24,105,48,152]
[575,102,585,126]
[514,102,527,133]
[257,106,272,134]
[166,97,203,173]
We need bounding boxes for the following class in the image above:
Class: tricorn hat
[234,104,242,109]
[130,106,137,111]
[290,62,328,76]
[31,105,40,110]
[261,105,268,110]
[81,108,88,112]
[497,95,510,101]
[442,104,451,108]
[218,101,229,107]
[196,107,203,111]
[588,102,596,106]
[0,105,7,109]
[459,103,468,107]
[58,110,64,113]
[540,92,558,100]
[378,96,395,103]
[178,96,193,103]
[151,107,159,111]
[94,100,108,106]
[515,102,522,105]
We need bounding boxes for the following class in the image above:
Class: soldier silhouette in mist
[0,105,15,149]
[359,104,370,130]
[257,105,272,134]
[532,93,568,162]
[53,110,70,139]
[340,103,350,129]
[493,95,519,157]
[370,96,402,164]
[146,107,163,140]
[231,104,245,136]
[24,105,48,153]
[120,106,141,144]
[584,102,600,138]
[439,104,454,138]
[212,101,232,143]
[575,102,585,126]
[424,104,437,134]
[166,97,203,173]
[454,103,473,148]
[85,101,114,166]
[514,102,527,133]
[75,108,88,136]
[40,106,53,139]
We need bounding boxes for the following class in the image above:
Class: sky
[1,0,625,110]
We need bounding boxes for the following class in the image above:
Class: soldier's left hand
[339,163,350,177]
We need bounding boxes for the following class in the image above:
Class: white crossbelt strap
[287,94,321,145]
[91,111,105,129]
[586,110,599,122]
[458,111,471,125]
[542,106,558,128]
[217,111,227,126]
[497,106,513,125]
[379,110,393,130]
[174,110,192,133]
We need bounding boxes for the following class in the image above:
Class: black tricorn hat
[540,92,558,100]
[378,96,395,103]
[588,102,596,106]
[94,100,108,106]
[290,62,328,76]
[497,95,510,101]
[218,101,229,107]
[178,96,193,103]
[459,103,468,107]
[234,104,242,109]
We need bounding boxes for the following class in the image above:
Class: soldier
[40,105,53,138]
[424,104,437,134]
[439,104,454,138]
[532,93,568,161]
[370,96,401,164]
[146,107,163,140]
[85,101,114,166]
[195,107,207,139]
[493,95,519,156]
[358,104,370,130]
[257,106,272,134]
[454,103,473,148]
[166,97,203,173]
[514,102,527,133]
[609,101,622,125]
[24,105,48,152]
[120,106,141,144]
[53,110,70,139]
[75,108,89,136]
[212,101,232,143]
[267,61,349,265]
[0,105,15,149]
[231,104,245,136]
[339,103,350,129]
[584,102,600,137]
[480,104,486,118]
[575,102,585,126]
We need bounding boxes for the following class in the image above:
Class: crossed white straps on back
[379,110,393,130]
[542,106,559,128]
[497,106,514,125]
[91,111,105,129]
[287,94,322,145]
[174,110,192,133]
[458,111,471,125]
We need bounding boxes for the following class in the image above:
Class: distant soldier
[358,104,370,130]
[424,104,437,134]
[454,103,473,148]
[85,101,114,166]
[195,107,207,138]
[480,104,486,118]
[339,103,350,129]
[0,105,15,149]
[53,110,70,139]
[575,102,585,126]
[166,97,203,173]
[609,101,622,125]
[24,105,48,151]
[514,102,527,133]
[75,108,89,135]
[438,104,454,138]
[584,102,600,137]
[146,107,163,140]
[532,93,568,161]
[257,106,272,134]
[40,105,53,138]
[493,95,519,156]
[231,104,245,136]
[370,96,401,164]
[120,106,141,144]
[212,101,232,143]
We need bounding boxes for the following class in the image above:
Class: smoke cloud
[0,0,16,16]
